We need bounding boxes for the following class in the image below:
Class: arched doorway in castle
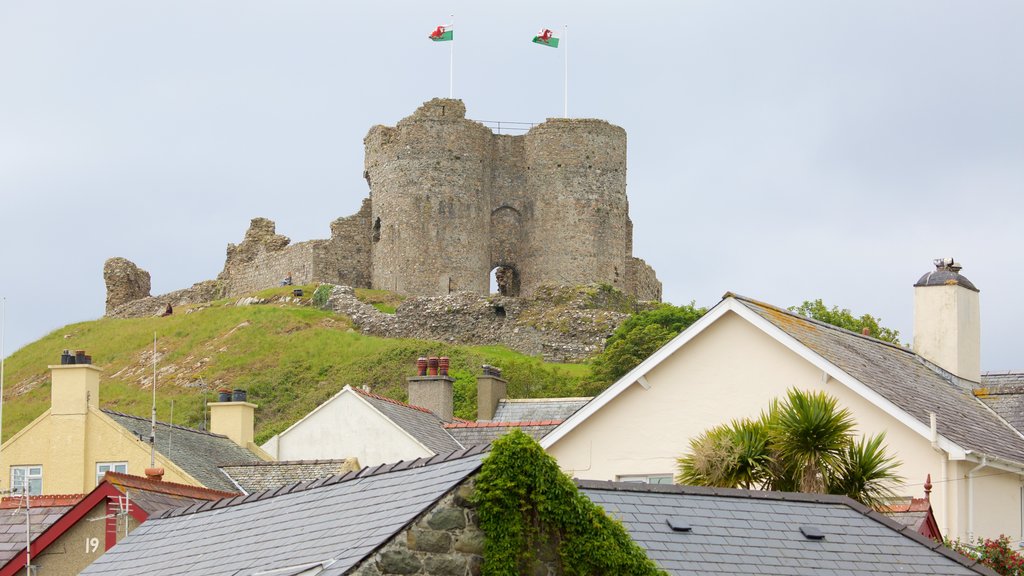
[490,265,521,297]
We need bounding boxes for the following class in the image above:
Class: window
[616,474,673,485]
[96,462,128,486]
[11,466,42,495]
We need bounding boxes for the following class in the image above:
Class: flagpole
[449,14,455,98]
[563,24,568,118]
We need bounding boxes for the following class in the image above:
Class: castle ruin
[214,98,660,301]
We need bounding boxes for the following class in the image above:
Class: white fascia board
[726,301,967,458]
[541,298,737,449]
[963,451,1024,475]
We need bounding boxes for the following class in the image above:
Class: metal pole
[24,476,31,572]
[150,333,156,468]
[449,15,455,98]
[1,297,6,473]
[564,25,568,118]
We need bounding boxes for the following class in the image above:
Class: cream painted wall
[913,284,981,383]
[548,310,1020,542]
[1,408,196,495]
[263,390,433,466]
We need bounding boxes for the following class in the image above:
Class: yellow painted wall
[1,408,197,495]
[547,309,1021,542]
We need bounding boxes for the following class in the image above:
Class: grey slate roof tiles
[80,447,490,576]
[491,397,591,422]
[732,295,1024,465]
[579,480,998,576]
[0,499,77,566]
[977,372,1024,434]
[219,459,359,494]
[103,409,263,492]
[445,422,560,446]
[353,388,464,454]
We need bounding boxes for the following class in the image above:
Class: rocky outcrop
[103,258,152,315]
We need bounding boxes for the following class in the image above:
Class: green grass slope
[1,287,596,445]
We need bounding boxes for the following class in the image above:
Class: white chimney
[913,258,981,383]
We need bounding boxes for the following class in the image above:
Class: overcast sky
[2,1,1022,370]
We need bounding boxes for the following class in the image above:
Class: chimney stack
[407,356,454,421]
[913,258,981,383]
[50,350,100,415]
[477,365,507,421]
[209,390,257,448]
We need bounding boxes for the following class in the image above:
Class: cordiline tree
[676,388,902,508]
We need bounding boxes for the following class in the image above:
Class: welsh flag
[532,28,559,48]
[429,24,453,42]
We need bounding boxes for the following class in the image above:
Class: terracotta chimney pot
[145,467,165,481]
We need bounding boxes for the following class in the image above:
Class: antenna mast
[1,297,6,477]
[150,333,157,468]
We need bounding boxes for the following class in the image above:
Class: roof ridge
[982,370,1024,376]
[725,292,911,354]
[155,445,491,520]
[0,494,85,508]
[104,471,238,499]
[499,397,593,403]
[444,420,563,428]
[101,408,230,439]
[353,387,437,416]
[219,458,355,468]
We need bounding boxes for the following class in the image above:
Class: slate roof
[0,495,81,566]
[353,388,464,454]
[579,480,997,576]
[977,372,1024,434]
[732,295,1024,465]
[80,447,490,576]
[881,497,935,537]
[219,459,360,494]
[445,420,561,446]
[105,471,238,515]
[491,397,591,422]
[102,409,263,492]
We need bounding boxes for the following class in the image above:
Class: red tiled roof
[443,420,563,429]
[104,472,238,500]
[0,494,85,509]
[353,387,435,415]
[878,497,931,514]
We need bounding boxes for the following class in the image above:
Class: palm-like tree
[676,388,902,507]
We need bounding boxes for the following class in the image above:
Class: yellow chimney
[210,398,257,447]
[50,362,101,415]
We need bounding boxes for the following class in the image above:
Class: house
[579,479,994,576]
[0,494,83,572]
[0,471,234,576]
[542,259,1024,542]
[0,353,265,494]
[81,442,998,576]
[261,361,587,465]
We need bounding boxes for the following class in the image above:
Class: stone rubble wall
[107,280,224,319]
[349,478,561,576]
[327,285,627,363]
[627,257,662,302]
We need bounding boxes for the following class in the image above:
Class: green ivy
[473,430,666,576]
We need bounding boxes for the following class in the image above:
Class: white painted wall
[914,284,981,383]
[261,389,433,466]
[547,310,1022,542]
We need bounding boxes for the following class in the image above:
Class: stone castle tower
[363,99,658,300]
[110,99,659,308]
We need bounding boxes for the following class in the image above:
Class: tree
[676,388,902,508]
[591,302,707,384]
[788,299,900,344]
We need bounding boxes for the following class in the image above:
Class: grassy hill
[1,286,596,444]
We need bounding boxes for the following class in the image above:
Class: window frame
[10,465,43,496]
[616,473,674,485]
[95,462,129,486]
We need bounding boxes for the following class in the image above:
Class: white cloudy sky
[2,1,1022,369]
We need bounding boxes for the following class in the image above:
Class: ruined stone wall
[325,197,373,288]
[104,257,152,314]
[627,257,662,302]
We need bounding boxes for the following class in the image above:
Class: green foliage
[1,299,592,444]
[788,299,900,344]
[474,430,665,576]
[945,535,1024,575]
[311,284,332,309]
[354,288,405,314]
[590,302,707,384]
[677,388,902,508]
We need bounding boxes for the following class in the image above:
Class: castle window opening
[372,217,381,242]
[491,265,520,297]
